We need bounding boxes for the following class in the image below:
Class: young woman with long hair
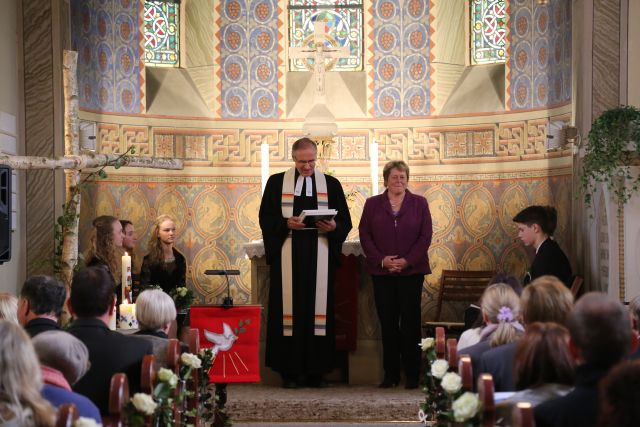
[84,215,123,282]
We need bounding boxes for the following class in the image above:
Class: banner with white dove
[190,305,261,383]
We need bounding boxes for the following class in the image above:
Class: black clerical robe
[259,170,352,375]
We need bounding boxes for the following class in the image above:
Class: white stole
[281,167,330,336]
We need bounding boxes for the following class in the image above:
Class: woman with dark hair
[598,360,640,427]
[140,214,186,294]
[496,322,574,422]
[359,160,433,389]
[513,205,572,287]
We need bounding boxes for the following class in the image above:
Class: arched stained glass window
[470,0,507,65]
[288,0,364,71]
[143,0,180,67]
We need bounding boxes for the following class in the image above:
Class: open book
[299,209,338,227]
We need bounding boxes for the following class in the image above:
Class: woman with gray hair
[0,320,55,426]
[0,293,18,324]
[134,288,178,367]
[32,331,101,423]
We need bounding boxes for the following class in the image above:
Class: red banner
[190,305,261,383]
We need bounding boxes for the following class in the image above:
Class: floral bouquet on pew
[418,338,481,426]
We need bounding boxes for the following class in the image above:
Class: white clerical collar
[294,174,313,197]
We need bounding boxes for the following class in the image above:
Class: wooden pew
[103,373,129,427]
[186,328,201,427]
[446,338,458,369]
[458,355,473,391]
[511,402,535,427]
[55,403,78,427]
[477,373,495,427]
[435,326,446,358]
[165,339,184,424]
[141,354,157,394]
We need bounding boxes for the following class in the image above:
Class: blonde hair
[136,289,177,330]
[481,283,522,347]
[0,293,18,324]
[147,214,183,266]
[0,320,55,426]
[521,275,574,325]
[85,215,121,281]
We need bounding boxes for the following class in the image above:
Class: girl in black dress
[139,214,186,294]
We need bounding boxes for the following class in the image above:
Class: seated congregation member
[17,275,65,337]
[32,331,101,422]
[480,275,574,391]
[134,289,180,368]
[67,266,153,415]
[513,205,572,287]
[0,293,18,324]
[496,322,575,424]
[0,320,55,426]
[534,292,636,427]
[597,360,640,427]
[457,283,524,386]
[140,214,186,294]
[458,273,522,351]
[85,215,124,302]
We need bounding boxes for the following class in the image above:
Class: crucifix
[289,21,350,104]
[0,51,183,322]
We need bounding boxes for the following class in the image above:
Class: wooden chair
[458,355,473,391]
[141,354,157,394]
[424,270,495,335]
[55,403,78,427]
[571,275,584,299]
[186,328,201,427]
[103,373,129,427]
[446,338,458,369]
[435,326,446,358]
[477,373,495,427]
[511,402,535,427]
[166,339,184,424]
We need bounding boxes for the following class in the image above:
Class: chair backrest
[477,373,495,427]
[446,338,458,369]
[104,373,129,427]
[141,354,157,394]
[186,329,201,426]
[458,355,473,391]
[435,270,495,322]
[571,275,583,299]
[166,338,181,374]
[511,402,535,427]
[55,403,78,427]
[435,326,446,358]
[188,328,200,354]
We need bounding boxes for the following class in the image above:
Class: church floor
[224,383,423,424]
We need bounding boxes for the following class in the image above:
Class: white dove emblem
[204,322,238,358]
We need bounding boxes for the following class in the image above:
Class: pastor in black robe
[259,170,352,377]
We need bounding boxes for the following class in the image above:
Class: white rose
[74,417,102,427]
[420,337,434,351]
[181,352,202,369]
[131,393,158,416]
[430,359,449,379]
[178,287,187,297]
[157,368,178,388]
[452,392,480,422]
[440,372,462,394]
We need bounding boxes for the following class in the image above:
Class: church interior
[1,0,640,422]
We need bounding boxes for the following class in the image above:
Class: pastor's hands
[287,216,306,230]
[315,219,336,232]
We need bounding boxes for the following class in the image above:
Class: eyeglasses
[294,159,316,166]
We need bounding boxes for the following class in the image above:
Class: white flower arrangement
[430,359,449,379]
[157,367,178,388]
[131,393,158,416]
[440,372,462,394]
[452,391,481,422]
[420,337,434,351]
[74,417,102,427]
[181,352,202,369]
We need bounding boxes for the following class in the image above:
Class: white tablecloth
[243,239,364,258]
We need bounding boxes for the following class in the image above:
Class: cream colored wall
[629,0,640,107]
[0,0,25,294]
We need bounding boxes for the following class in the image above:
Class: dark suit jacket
[528,238,572,287]
[68,318,153,415]
[534,364,609,427]
[479,341,517,391]
[24,317,61,337]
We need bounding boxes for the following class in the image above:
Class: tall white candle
[370,140,379,195]
[121,252,132,303]
[261,142,269,195]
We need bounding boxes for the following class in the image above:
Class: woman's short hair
[136,289,177,330]
[32,331,90,385]
[382,160,410,187]
[0,292,18,323]
[481,283,522,347]
[513,322,575,390]
[521,275,573,325]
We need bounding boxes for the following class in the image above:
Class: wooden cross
[289,21,350,104]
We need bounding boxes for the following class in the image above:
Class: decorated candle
[121,252,132,303]
[261,142,269,195]
[370,140,379,195]
[118,302,138,330]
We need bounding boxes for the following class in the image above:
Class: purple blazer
[359,189,433,276]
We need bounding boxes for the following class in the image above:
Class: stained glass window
[288,0,364,72]
[470,0,507,65]
[143,1,180,67]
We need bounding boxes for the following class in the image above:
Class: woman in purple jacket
[359,160,433,389]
